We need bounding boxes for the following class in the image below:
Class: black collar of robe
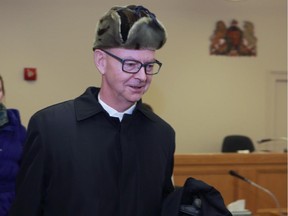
[74,87,157,122]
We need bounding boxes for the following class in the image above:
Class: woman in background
[0,75,26,216]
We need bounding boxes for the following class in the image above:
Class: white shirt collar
[98,94,136,121]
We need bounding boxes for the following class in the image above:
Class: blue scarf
[0,103,9,127]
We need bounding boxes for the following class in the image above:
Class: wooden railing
[173,153,287,214]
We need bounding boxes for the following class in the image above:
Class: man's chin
[127,95,142,104]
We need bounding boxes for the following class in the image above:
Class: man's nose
[134,66,147,80]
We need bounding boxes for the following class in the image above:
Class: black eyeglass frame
[99,49,162,75]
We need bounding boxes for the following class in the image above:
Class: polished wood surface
[256,208,287,216]
[173,153,287,215]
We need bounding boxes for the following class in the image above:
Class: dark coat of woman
[9,87,175,216]
[0,107,26,216]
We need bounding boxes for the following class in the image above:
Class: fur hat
[92,5,167,51]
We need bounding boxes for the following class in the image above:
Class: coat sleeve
[9,114,46,216]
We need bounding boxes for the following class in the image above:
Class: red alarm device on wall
[24,68,37,81]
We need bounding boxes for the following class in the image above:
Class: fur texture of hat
[93,5,167,51]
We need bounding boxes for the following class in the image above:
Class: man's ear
[94,49,106,75]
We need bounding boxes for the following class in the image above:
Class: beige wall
[0,0,287,153]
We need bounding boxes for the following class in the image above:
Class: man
[9,5,175,216]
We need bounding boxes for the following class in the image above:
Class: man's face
[97,48,156,111]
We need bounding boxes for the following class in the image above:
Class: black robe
[9,87,175,216]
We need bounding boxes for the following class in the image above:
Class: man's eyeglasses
[100,49,162,75]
